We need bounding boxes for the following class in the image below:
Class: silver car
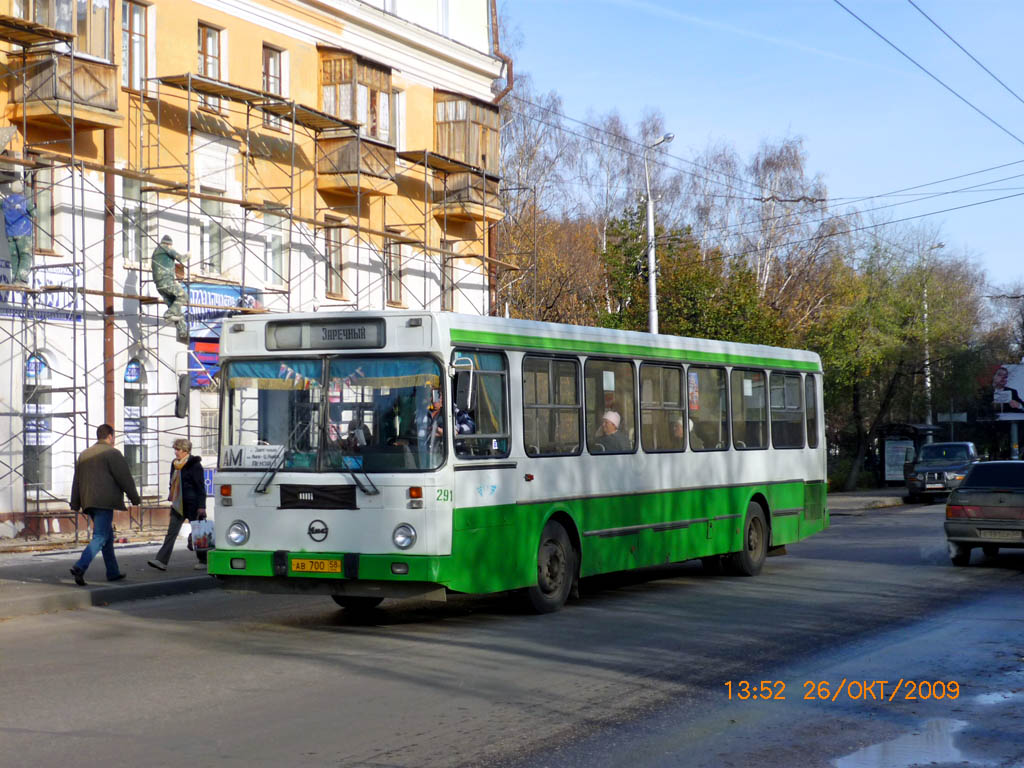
[945,461,1024,566]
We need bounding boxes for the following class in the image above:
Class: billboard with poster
[993,364,1024,420]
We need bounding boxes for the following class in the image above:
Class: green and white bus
[208,311,828,612]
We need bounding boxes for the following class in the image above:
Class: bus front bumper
[208,549,449,601]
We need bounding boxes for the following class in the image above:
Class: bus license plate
[979,529,1022,541]
[291,558,342,574]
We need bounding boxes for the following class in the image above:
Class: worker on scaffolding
[3,179,35,285]
[151,234,190,343]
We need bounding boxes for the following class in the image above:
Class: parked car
[904,441,980,502]
[945,461,1024,566]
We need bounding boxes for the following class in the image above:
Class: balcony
[317,134,396,197]
[433,173,503,223]
[7,51,121,129]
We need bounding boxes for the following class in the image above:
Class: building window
[197,23,220,110]
[121,0,146,90]
[17,0,110,59]
[440,240,454,311]
[23,353,52,494]
[385,240,402,305]
[122,177,145,263]
[262,45,282,129]
[325,226,344,298]
[30,163,53,253]
[200,406,219,459]
[321,52,392,142]
[264,212,285,285]
[200,188,223,273]
[435,94,499,173]
[124,359,147,481]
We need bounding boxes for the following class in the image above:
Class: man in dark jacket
[69,424,142,586]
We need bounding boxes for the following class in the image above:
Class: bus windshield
[220,356,445,473]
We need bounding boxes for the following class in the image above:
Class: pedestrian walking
[148,438,207,571]
[69,424,141,586]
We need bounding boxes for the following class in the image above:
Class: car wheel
[982,545,999,559]
[948,541,971,567]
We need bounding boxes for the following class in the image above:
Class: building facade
[0,0,507,536]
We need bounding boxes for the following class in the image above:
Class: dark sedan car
[905,441,979,502]
[945,461,1024,566]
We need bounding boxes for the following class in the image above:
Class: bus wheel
[729,503,767,577]
[525,519,575,613]
[331,595,384,611]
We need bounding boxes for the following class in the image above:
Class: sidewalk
[827,486,907,515]
[0,527,218,620]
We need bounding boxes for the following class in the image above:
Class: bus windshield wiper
[255,416,313,494]
[331,441,380,496]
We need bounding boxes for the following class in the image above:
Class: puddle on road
[974,690,1024,705]
[832,718,995,768]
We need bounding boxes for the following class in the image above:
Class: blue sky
[504,0,1024,289]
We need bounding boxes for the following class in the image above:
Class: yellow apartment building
[0,0,509,536]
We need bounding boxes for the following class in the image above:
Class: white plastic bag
[190,519,215,552]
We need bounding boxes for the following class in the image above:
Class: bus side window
[523,356,581,457]
[453,349,510,459]
[688,366,728,451]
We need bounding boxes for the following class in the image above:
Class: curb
[0,576,220,621]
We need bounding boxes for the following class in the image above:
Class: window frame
[639,362,686,454]
[199,187,223,274]
[521,355,582,458]
[434,93,500,173]
[324,225,346,299]
[121,0,147,91]
[385,239,403,306]
[262,44,283,130]
[769,371,805,450]
[805,373,820,450]
[30,161,54,254]
[320,52,393,143]
[584,357,637,456]
[687,365,729,452]
[440,239,455,312]
[23,352,53,493]
[197,22,221,111]
[451,347,511,460]
[730,367,769,451]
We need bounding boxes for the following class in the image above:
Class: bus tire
[331,595,384,611]
[524,519,575,613]
[729,503,767,577]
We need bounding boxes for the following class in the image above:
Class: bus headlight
[392,523,417,550]
[226,520,250,546]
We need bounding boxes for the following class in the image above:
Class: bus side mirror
[175,374,190,418]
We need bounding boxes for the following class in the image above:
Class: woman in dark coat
[148,438,207,570]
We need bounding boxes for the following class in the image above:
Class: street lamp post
[921,242,943,443]
[644,132,673,334]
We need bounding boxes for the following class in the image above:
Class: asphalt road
[1,501,1022,768]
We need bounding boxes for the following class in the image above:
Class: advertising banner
[187,283,261,339]
[0,260,83,321]
[992,364,1024,420]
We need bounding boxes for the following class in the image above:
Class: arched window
[124,359,148,482]
[24,353,52,494]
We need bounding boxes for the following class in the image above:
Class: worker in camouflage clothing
[151,234,190,343]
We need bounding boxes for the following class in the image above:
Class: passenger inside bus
[593,410,630,453]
